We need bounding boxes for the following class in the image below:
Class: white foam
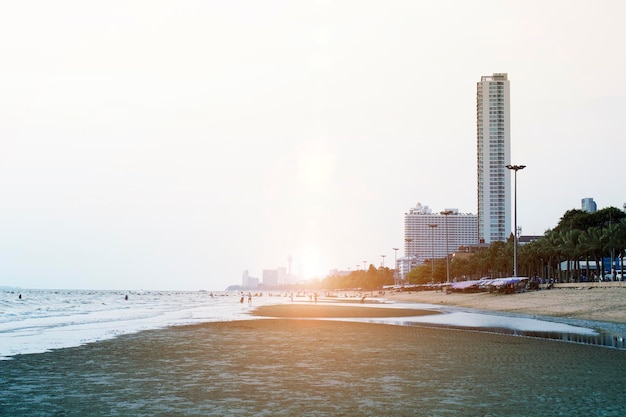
[0,290,288,359]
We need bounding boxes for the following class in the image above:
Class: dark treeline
[317,264,395,291]
[321,207,626,289]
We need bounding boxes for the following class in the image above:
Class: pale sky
[1,1,625,290]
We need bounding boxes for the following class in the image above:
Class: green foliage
[320,265,394,290]
[318,206,626,289]
[518,207,626,281]
[553,209,591,233]
[554,207,626,233]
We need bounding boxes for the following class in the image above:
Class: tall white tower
[477,73,511,244]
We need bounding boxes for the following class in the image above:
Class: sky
[1,0,625,290]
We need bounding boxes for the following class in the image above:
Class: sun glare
[299,249,325,280]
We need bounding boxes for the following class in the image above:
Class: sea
[0,289,288,360]
[2,288,625,361]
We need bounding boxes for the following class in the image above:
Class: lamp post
[440,210,453,283]
[506,164,526,277]
[380,254,386,268]
[404,238,413,282]
[428,224,438,283]
[392,247,399,287]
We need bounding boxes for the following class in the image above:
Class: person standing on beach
[247,292,252,304]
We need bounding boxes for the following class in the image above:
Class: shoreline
[3,316,626,416]
[249,291,626,350]
[383,286,626,324]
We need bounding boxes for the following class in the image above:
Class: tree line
[321,206,626,289]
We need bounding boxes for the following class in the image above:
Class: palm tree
[536,230,562,282]
[579,226,608,281]
[615,219,626,277]
[519,240,541,278]
[489,240,509,277]
[559,229,583,282]
[605,222,624,279]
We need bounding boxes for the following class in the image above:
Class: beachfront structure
[262,267,290,287]
[397,255,419,281]
[582,197,597,213]
[403,203,478,276]
[242,270,260,289]
[477,72,511,244]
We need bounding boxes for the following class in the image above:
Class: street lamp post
[428,224,438,283]
[506,164,526,278]
[440,210,453,283]
[392,247,399,287]
[381,255,386,268]
[404,238,413,282]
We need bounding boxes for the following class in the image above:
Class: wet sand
[2,303,626,416]
[388,286,626,323]
[250,303,440,319]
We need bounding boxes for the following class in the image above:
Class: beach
[2,295,626,416]
[388,285,626,323]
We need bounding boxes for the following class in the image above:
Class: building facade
[241,270,259,289]
[477,73,511,244]
[403,203,478,276]
[581,197,597,213]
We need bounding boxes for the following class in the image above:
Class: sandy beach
[386,285,626,324]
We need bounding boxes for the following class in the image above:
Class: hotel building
[402,203,478,276]
[476,73,511,244]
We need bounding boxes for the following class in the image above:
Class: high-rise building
[581,198,597,213]
[403,203,477,276]
[242,270,259,289]
[477,73,511,244]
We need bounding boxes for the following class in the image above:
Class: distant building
[262,267,290,287]
[262,269,279,287]
[477,72,511,244]
[403,203,478,276]
[241,270,259,289]
[581,198,597,213]
[518,235,543,245]
[328,268,351,277]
